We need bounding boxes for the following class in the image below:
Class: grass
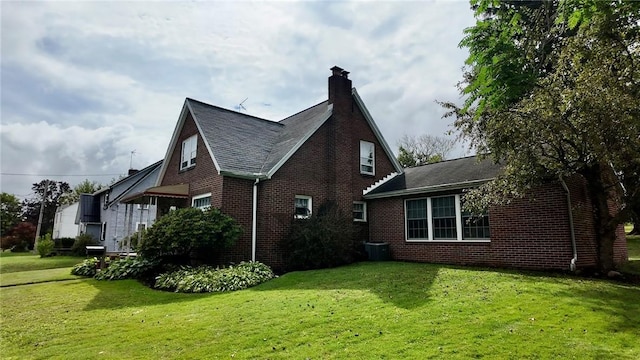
[1,262,639,359]
[623,224,640,274]
[0,253,83,274]
[1,267,81,287]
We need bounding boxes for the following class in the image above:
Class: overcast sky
[1,0,476,200]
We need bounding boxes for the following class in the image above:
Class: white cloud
[1,0,476,198]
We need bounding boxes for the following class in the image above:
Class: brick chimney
[328,66,352,105]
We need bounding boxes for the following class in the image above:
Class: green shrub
[94,257,158,280]
[71,258,98,277]
[154,261,275,293]
[280,204,361,271]
[71,233,96,256]
[139,207,242,265]
[54,237,76,249]
[36,234,55,258]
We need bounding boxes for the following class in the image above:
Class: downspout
[559,176,578,271]
[252,179,259,262]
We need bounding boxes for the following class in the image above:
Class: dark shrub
[280,204,361,271]
[139,207,242,265]
[71,233,96,256]
[94,257,158,281]
[54,237,76,249]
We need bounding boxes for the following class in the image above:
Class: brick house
[130,66,627,271]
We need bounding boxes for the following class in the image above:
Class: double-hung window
[192,193,211,210]
[405,194,490,242]
[294,195,312,219]
[360,140,375,175]
[181,135,197,170]
[353,201,367,222]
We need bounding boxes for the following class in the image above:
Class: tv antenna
[238,98,248,112]
[129,150,136,169]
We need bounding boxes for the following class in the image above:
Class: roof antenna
[238,98,248,112]
[129,150,136,169]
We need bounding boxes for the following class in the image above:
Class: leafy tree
[1,193,22,236]
[139,207,242,265]
[21,180,71,237]
[441,0,640,272]
[60,179,104,205]
[396,134,456,168]
[1,222,37,251]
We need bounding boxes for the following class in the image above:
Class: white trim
[135,222,147,232]
[363,179,494,199]
[267,105,333,178]
[353,201,367,222]
[404,194,491,242]
[294,195,312,219]
[363,172,400,195]
[192,192,212,210]
[352,89,404,173]
[100,222,107,241]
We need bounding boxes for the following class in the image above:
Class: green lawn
[1,262,638,359]
[0,253,83,274]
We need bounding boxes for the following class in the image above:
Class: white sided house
[52,202,80,239]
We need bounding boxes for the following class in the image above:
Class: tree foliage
[60,179,104,205]
[396,134,456,168]
[441,0,640,272]
[21,180,71,236]
[139,207,242,264]
[1,193,22,237]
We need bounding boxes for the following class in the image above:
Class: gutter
[559,175,578,271]
[251,178,260,261]
[363,178,493,199]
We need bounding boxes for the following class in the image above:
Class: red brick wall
[220,177,254,264]
[160,113,223,207]
[368,176,627,271]
[255,75,398,269]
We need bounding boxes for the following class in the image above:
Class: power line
[1,172,123,177]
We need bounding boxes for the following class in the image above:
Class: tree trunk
[583,163,623,274]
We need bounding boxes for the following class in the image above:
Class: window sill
[353,219,367,223]
[405,239,491,243]
[179,165,196,173]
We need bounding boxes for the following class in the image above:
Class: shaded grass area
[1,262,639,359]
[1,267,80,287]
[0,253,83,274]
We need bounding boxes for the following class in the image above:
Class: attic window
[360,140,375,175]
[181,135,197,170]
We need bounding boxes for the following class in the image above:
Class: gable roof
[157,89,401,183]
[364,156,503,199]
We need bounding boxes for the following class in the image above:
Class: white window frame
[353,201,367,222]
[135,222,147,232]
[192,192,212,210]
[359,140,375,175]
[137,204,150,210]
[294,195,312,219]
[180,135,197,170]
[404,194,490,243]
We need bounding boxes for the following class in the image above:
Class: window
[294,195,312,219]
[181,135,197,170]
[432,196,457,240]
[137,204,150,210]
[101,222,107,241]
[405,195,490,242]
[192,193,211,210]
[406,199,428,239]
[353,201,367,222]
[136,222,147,232]
[360,140,375,175]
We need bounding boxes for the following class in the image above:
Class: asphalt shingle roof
[185,98,331,177]
[366,156,503,196]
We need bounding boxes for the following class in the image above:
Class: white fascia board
[352,89,404,174]
[219,170,268,180]
[363,178,493,199]
[266,105,333,179]
[186,101,223,175]
[362,172,400,195]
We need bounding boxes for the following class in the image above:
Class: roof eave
[363,178,493,199]
[265,104,333,178]
[352,89,404,174]
[219,170,269,180]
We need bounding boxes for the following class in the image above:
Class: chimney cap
[330,66,344,76]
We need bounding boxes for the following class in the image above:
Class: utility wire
[1,173,122,177]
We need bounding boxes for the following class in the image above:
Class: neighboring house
[124,66,627,271]
[52,202,80,239]
[77,161,163,253]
